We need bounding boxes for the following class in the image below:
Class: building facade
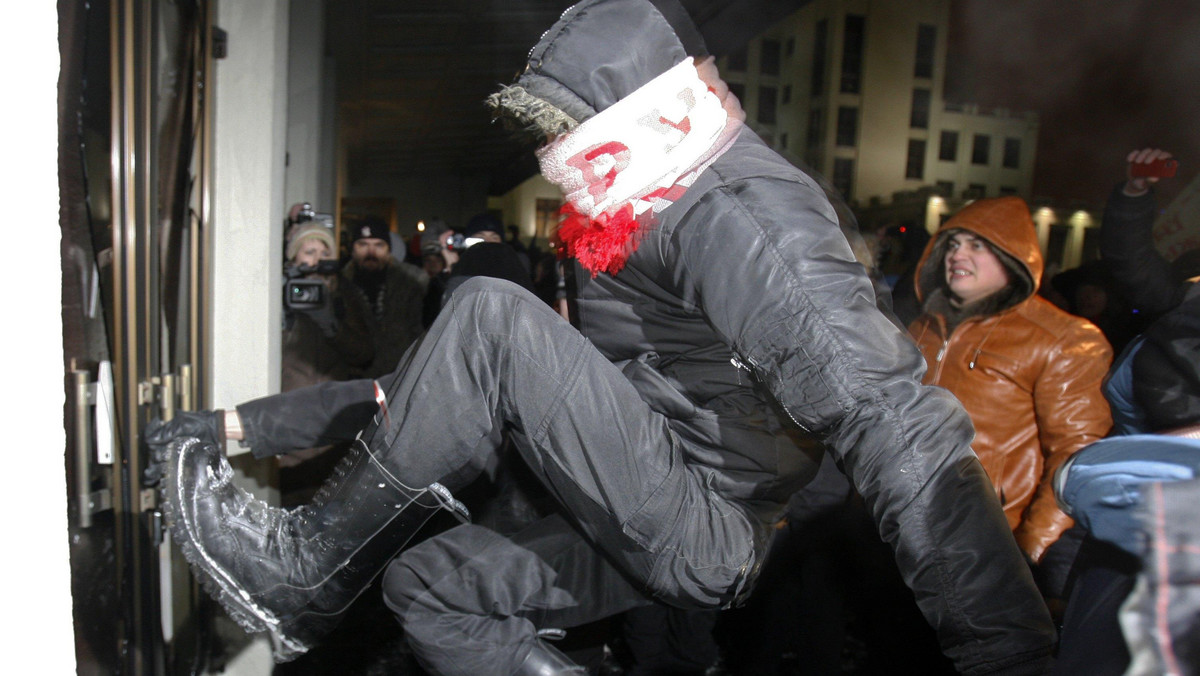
[722,0,1039,208]
[714,0,1111,275]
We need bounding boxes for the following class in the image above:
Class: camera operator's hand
[142,409,225,486]
[1124,147,1174,196]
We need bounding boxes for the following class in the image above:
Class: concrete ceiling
[325,0,810,194]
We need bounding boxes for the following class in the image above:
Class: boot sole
[160,437,310,662]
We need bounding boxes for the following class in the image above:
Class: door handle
[71,365,114,528]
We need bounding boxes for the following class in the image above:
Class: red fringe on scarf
[558,202,643,277]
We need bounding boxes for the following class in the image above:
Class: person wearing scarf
[148,2,1056,675]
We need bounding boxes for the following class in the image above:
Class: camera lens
[286,281,323,307]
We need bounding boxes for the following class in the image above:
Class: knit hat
[349,217,391,246]
[285,221,335,261]
[463,213,504,239]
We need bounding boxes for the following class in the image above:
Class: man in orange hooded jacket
[909,196,1113,584]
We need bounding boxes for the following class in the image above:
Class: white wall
[493,174,564,241]
[208,10,291,672]
[285,0,335,214]
[0,4,75,672]
[211,1,291,409]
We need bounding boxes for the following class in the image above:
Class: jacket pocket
[968,350,1030,392]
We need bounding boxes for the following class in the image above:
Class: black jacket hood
[512,0,704,125]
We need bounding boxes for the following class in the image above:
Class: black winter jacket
[1100,183,1191,316]
[1133,283,1200,430]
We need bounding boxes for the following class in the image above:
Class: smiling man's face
[943,232,1009,305]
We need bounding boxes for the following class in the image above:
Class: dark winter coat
[1132,283,1200,431]
[340,260,427,378]
[520,2,1052,670]
[1100,183,1191,317]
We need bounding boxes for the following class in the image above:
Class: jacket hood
[489,0,703,134]
[914,196,1043,307]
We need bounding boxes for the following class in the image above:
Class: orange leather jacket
[908,197,1113,562]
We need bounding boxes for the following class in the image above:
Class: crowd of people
[142,1,1197,675]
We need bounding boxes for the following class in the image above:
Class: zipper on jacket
[932,339,949,382]
[929,314,1002,381]
[731,355,812,434]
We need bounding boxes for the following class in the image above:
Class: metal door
[61,0,216,673]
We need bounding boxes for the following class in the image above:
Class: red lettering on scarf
[566,142,631,203]
[657,114,691,135]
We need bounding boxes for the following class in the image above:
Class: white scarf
[537,57,744,275]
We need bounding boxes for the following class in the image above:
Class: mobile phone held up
[1130,157,1179,179]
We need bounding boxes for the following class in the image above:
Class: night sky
[946,0,1200,207]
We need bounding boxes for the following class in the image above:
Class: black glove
[142,409,224,486]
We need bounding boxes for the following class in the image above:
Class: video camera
[283,260,339,311]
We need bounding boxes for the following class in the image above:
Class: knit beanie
[285,222,335,261]
[349,217,392,245]
[463,213,504,239]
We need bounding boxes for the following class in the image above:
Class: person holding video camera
[278,221,377,505]
[282,221,374,392]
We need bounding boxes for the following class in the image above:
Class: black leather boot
[160,436,465,662]
[513,639,588,675]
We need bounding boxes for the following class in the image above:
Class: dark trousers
[365,278,763,676]
[619,603,720,675]
[1052,536,1137,676]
